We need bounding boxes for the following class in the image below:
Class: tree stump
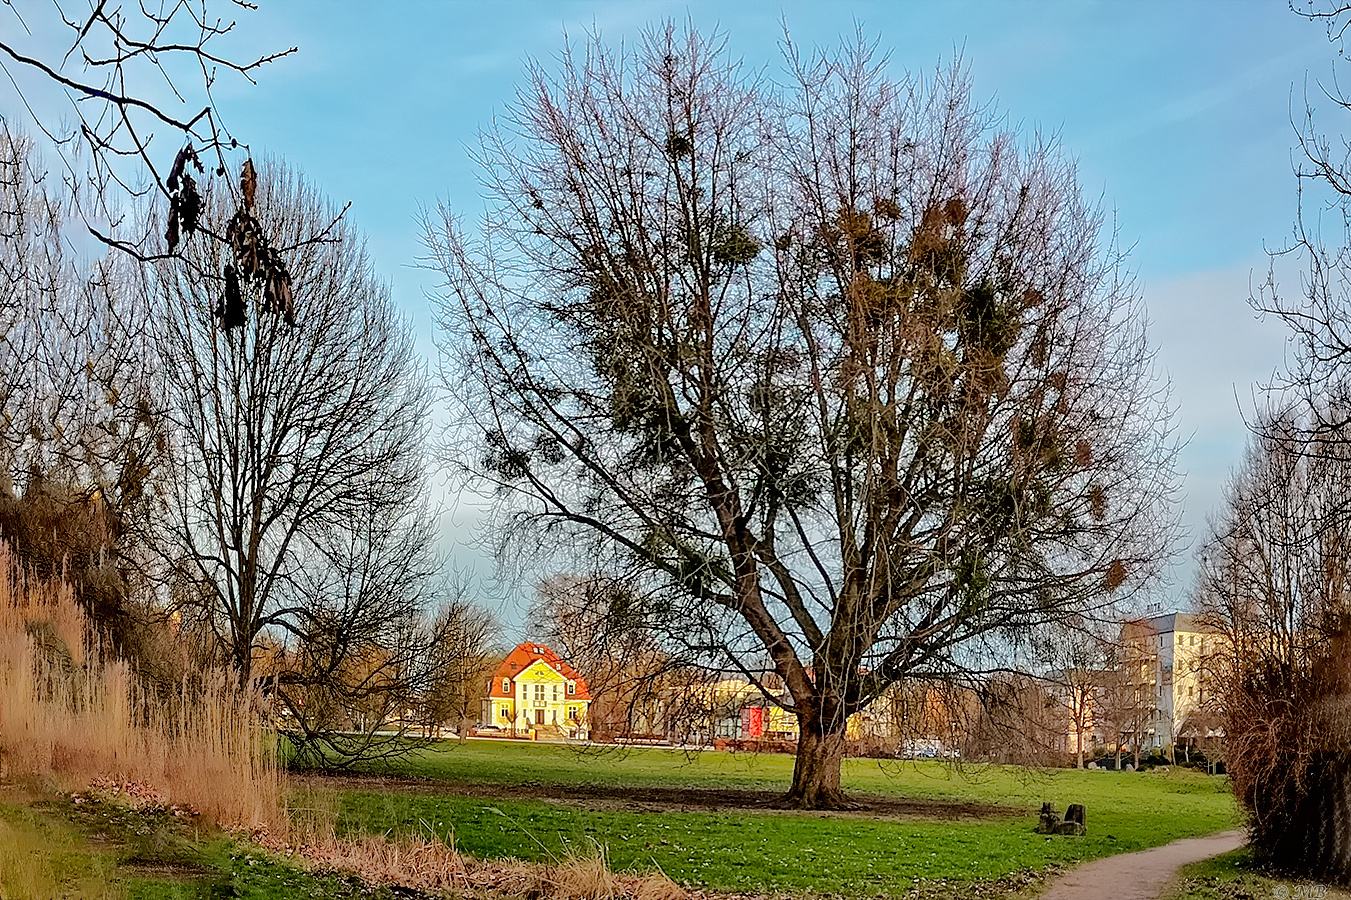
[1056,803,1086,835]
[1035,801,1060,834]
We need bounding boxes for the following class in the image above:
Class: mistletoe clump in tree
[431,26,1179,808]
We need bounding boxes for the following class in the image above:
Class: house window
[568,681,576,695]
[534,684,545,702]
[502,678,510,694]
[553,685,561,701]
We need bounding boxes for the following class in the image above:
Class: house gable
[488,642,592,700]
[517,660,566,684]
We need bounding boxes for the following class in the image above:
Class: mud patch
[295,772,1019,819]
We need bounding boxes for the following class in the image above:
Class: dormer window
[502,678,510,694]
[567,681,576,695]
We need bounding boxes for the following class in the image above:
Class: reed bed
[0,541,284,832]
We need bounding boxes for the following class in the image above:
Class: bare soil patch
[294,772,1019,819]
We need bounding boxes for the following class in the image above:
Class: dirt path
[1038,830,1246,900]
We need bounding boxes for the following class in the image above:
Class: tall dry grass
[0,541,284,832]
[280,784,685,900]
[294,829,685,900]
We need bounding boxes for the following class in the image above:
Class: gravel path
[1038,830,1246,900]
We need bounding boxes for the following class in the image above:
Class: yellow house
[486,643,591,737]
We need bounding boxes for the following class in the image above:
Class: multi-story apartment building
[1118,612,1223,755]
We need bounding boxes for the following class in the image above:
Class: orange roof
[489,642,591,700]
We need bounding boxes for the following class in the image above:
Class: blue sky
[6,0,1336,634]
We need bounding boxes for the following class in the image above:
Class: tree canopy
[431,25,1180,807]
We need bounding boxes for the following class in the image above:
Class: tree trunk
[779,717,851,810]
[231,631,253,689]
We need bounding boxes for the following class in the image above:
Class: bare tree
[267,477,448,768]
[1216,2,1351,880]
[148,159,438,766]
[431,26,1180,808]
[1196,408,1351,881]
[0,1,294,259]
[531,574,713,743]
[0,122,167,651]
[964,671,1075,766]
[423,595,500,742]
[1032,621,1113,768]
[1109,618,1168,768]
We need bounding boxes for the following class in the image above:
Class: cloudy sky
[4,0,1337,634]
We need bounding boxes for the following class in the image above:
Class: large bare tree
[149,159,439,765]
[1220,2,1351,880]
[431,26,1180,807]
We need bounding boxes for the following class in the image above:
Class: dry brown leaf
[242,159,257,211]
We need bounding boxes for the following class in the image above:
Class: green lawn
[0,744,1242,900]
[0,790,410,900]
[0,800,122,899]
[327,740,1240,897]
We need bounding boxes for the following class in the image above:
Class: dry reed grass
[291,830,685,900]
[272,790,682,900]
[0,541,284,832]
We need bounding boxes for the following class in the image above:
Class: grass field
[0,742,1242,899]
[0,790,418,900]
[324,739,1240,897]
